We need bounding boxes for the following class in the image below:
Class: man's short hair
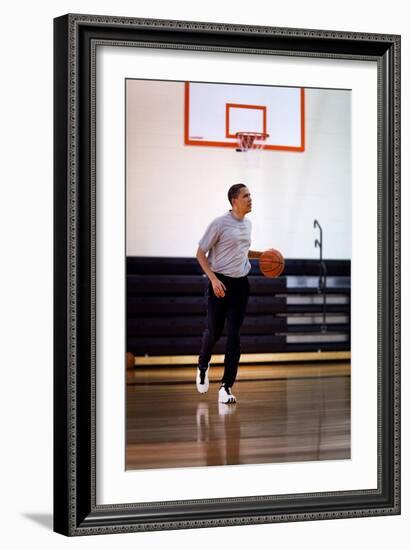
[228,183,247,205]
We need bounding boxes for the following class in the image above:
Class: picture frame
[53,13,400,536]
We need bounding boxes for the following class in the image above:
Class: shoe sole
[218,396,236,404]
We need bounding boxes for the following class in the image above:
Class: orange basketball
[126,352,135,370]
[259,249,285,278]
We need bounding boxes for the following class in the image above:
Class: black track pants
[198,273,250,388]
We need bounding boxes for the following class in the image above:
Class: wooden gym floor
[126,361,351,470]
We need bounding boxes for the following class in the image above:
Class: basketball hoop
[236,132,269,152]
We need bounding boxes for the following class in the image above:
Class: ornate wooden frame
[53,14,400,536]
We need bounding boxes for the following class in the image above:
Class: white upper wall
[126,80,351,259]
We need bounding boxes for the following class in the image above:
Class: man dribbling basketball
[195,184,263,404]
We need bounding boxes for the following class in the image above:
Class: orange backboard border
[184,82,305,152]
[225,103,267,139]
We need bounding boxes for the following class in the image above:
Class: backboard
[184,82,305,152]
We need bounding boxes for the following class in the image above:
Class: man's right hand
[211,277,226,298]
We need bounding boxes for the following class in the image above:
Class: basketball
[126,352,135,370]
[259,249,285,278]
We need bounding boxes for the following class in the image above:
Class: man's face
[234,187,252,214]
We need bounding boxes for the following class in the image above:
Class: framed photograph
[53,14,400,536]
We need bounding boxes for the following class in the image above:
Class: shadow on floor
[23,513,53,531]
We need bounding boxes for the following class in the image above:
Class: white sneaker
[196,365,209,394]
[218,385,236,404]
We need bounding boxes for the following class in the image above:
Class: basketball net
[235,132,269,169]
[235,132,269,153]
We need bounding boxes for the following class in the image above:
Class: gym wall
[126,79,351,259]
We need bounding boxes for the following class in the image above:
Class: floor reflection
[126,372,350,470]
[195,401,241,466]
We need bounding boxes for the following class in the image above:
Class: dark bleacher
[126,257,351,356]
